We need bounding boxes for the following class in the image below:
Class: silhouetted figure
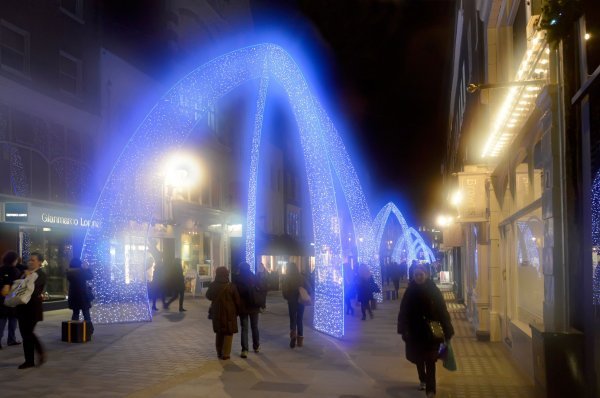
[206,266,241,360]
[0,250,22,348]
[234,262,265,357]
[282,262,310,348]
[66,258,94,334]
[165,258,186,312]
[16,252,47,369]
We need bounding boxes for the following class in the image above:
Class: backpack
[248,278,267,308]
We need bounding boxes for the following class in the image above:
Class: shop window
[0,20,30,76]
[515,210,544,325]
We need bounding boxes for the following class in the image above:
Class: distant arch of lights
[81,43,377,337]
[374,202,435,266]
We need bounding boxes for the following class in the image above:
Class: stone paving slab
[0,287,535,397]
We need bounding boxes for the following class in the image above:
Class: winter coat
[206,277,241,334]
[17,268,47,323]
[0,264,22,317]
[67,268,93,310]
[356,275,378,304]
[167,261,185,293]
[282,272,309,303]
[234,269,263,315]
[397,279,454,363]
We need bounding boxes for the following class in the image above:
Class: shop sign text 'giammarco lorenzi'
[41,213,101,229]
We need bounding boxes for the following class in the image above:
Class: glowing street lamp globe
[164,153,201,189]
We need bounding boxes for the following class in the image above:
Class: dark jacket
[206,276,241,334]
[17,268,47,323]
[67,268,93,310]
[0,264,22,317]
[234,269,263,315]
[357,274,378,304]
[282,272,309,303]
[397,279,454,363]
[167,261,185,293]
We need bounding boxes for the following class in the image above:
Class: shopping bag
[4,273,38,307]
[298,286,312,306]
[442,341,457,371]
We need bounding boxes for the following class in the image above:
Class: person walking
[397,263,454,397]
[16,252,47,369]
[0,250,23,349]
[343,262,356,316]
[357,264,377,320]
[282,262,310,348]
[66,258,94,334]
[234,262,264,358]
[206,266,240,360]
[151,259,168,311]
[165,258,186,312]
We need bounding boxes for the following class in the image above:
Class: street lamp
[162,152,202,222]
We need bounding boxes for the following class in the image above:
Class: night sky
[251,0,456,224]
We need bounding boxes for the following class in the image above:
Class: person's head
[28,252,44,271]
[1,250,18,267]
[239,262,251,274]
[215,266,229,281]
[69,258,82,268]
[413,264,429,285]
[286,262,299,275]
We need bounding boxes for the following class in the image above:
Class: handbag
[442,341,457,371]
[298,286,312,306]
[426,318,445,344]
[4,273,38,308]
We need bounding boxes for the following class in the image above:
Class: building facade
[444,0,599,396]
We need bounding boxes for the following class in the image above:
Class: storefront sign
[4,202,29,222]
[457,169,488,222]
[40,212,101,229]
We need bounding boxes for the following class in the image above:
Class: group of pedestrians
[149,257,186,312]
[343,263,382,320]
[1,250,95,369]
[206,261,309,360]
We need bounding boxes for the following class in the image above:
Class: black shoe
[18,362,35,369]
[152,306,159,311]
[179,308,186,312]
[8,341,22,346]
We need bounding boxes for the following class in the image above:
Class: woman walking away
[282,262,310,348]
[0,250,22,349]
[206,266,240,360]
[234,262,265,358]
[397,263,454,398]
[66,258,94,334]
[357,265,375,320]
[16,252,47,369]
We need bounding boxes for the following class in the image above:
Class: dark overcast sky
[251,0,456,224]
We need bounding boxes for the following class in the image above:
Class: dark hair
[287,262,299,275]
[69,258,82,268]
[30,252,44,262]
[2,250,18,266]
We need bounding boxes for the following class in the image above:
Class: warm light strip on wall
[481,30,549,158]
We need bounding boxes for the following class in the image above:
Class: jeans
[239,312,260,351]
[416,358,437,394]
[71,308,94,333]
[360,301,373,319]
[287,301,305,336]
[0,316,19,344]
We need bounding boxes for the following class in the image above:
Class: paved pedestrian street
[0,288,534,397]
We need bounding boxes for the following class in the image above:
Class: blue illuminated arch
[82,43,376,337]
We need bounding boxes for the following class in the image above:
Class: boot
[297,336,304,347]
[289,330,297,348]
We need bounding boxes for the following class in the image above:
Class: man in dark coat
[0,250,23,348]
[206,266,240,360]
[66,258,94,333]
[165,258,186,312]
[397,263,454,397]
[234,262,265,358]
[16,252,47,369]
